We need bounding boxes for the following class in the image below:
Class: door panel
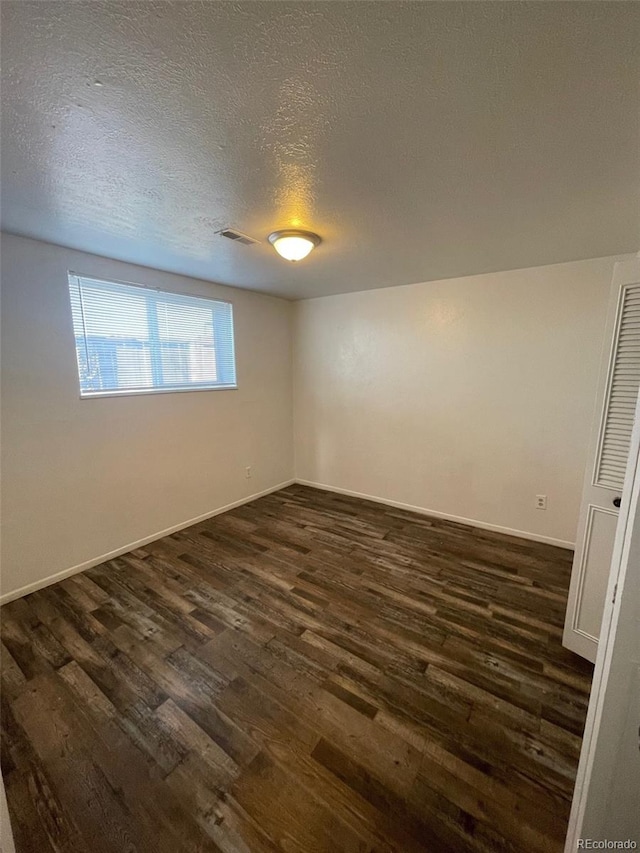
[594,281,640,489]
[564,259,640,662]
[573,506,618,640]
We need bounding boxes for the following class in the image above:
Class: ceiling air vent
[217,228,260,246]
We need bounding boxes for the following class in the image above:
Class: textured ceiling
[1,1,639,299]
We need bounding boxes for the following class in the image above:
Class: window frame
[68,271,238,399]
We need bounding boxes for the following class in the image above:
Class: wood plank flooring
[1,484,593,852]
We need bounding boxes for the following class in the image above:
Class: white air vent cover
[595,282,640,489]
[217,228,259,246]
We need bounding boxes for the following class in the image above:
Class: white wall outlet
[536,494,547,510]
[245,466,252,479]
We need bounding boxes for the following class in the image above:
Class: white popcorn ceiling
[1,1,638,299]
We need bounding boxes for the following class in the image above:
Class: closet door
[563,258,640,662]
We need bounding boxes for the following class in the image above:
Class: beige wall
[0,233,294,600]
[0,236,626,600]
[0,770,15,853]
[294,257,623,547]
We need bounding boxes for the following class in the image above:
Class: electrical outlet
[536,494,547,510]
[245,466,252,479]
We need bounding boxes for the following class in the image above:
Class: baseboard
[0,479,295,606]
[294,479,575,550]
[1,476,573,605]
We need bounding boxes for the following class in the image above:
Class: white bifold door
[564,258,640,662]
[565,357,640,849]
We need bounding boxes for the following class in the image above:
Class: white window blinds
[68,274,237,397]
[595,283,640,489]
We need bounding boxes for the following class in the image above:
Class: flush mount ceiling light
[268,230,321,262]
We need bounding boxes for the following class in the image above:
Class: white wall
[0,233,294,600]
[294,257,624,547]
[0,771,15,853]
[0,237,626,602]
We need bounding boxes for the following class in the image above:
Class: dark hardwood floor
[1,484,593,853]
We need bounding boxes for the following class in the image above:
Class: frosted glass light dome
[268,230,321,262]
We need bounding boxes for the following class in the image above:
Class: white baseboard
[0,479,295,606]
[1,476,573,606]
[294,479,575,550]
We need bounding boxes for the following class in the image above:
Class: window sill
[79,384,238,399]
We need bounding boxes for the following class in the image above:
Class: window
[68,273,236,397]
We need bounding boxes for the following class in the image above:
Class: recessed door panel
[573,506,618,641]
